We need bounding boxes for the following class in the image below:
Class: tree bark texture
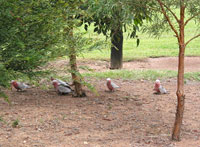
[110,29,123,69]
[157,0,200,141]
[68,29,86,97]
[172,44,185,141]
[172,3,185,141]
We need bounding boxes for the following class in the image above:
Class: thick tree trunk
[68,29,86,97]
[172,4,185,140]
[110,29,123,69]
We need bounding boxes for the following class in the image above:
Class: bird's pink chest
[13,82,20,89]
[154,84,160,92]
[53,83,58,91]
[107,82,113,91]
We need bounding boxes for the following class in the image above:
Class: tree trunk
[172,4,185,140]
[68,29,86,97]
[172,44,185,141]
[110,29,123,69]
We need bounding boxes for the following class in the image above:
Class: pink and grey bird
[52,80,72,95]
[51,77,72,90]
[153,79,167,94]
[11,80,30,91]
[106,78,119,92]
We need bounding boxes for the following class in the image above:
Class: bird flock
[10,78,167,95]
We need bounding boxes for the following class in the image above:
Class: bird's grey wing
[57,79,71,87]
[17,82,28,90]
[58,85,72,94]
[159,86,167,94]
[111,82,119,88]
[22,83,30,88]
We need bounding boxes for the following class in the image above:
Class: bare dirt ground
[47,56,200,73]
[80,57,200,72]
[1,57,200,147]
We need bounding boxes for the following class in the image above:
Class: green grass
[83,70,177,80]
[82,70,200,81]
[78,19,200,61]
[48,16,200,83]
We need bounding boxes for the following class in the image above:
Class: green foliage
[66,32,105,57]
[83,0,149,39]
[0,0,65,72]
[81,80,99,96]
[0,0,71,90]
[143,1,200,38]
[68,67,98,95]
[12,119,19,128]
[0,91,10,104]
[80,19,200,61]
[0,63,14,87]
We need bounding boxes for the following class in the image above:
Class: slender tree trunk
[172,3,185,141]
[172,44,185,141]
[110,28,123,69]
[68,29,86,97]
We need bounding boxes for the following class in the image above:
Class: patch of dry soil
[1,79,200,147]
[47,57,200,73]
[123,57,200,72]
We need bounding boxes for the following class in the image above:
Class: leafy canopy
[0,0,66,72]
[81,0,150,43]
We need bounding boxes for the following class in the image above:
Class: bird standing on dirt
[51,77,72,90]
[11,80,30,91]
[106,78,119,92]
[153,79,167,94]
[52,80,72,95]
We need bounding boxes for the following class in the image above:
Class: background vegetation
[79,20,200,61]
[0,0,200,88]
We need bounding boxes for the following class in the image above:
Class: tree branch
[185,13,200,26]
[157,0,179,39]
[185,34,200,47]
[162,3,180,23]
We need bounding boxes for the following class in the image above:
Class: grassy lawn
[51,17,200,82]
[73,19,200,81]
[82,70,200,81]
[79,19,200,61]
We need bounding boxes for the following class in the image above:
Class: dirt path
[81,57,200,72]
[1,57,200,146]
[1,79,200,147]
[47,57,200,73]
[123,57,200,72]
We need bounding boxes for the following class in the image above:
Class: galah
[52,80,72,95]
[51,77,72,90]
[153,79,167,94]
[106,78,119,92]
[11,80,30,91]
